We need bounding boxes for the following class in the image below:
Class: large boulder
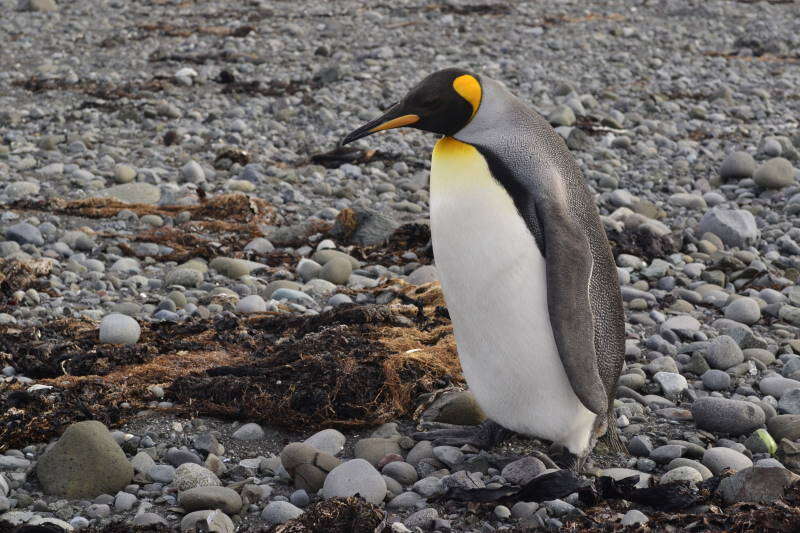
[698,208,759,249]
[717,466,799,504]
[36,421,133,498]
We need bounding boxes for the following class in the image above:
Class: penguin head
[342,68,481,144]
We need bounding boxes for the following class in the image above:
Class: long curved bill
[341,104,419,145]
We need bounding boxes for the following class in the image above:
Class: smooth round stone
[148,465,176,483]
[178,486,242,514]
[621,510,649,527]
[666,458,713,480]
[296,258,322,282]
[501,456,546,485]
[98,313,141,345]
[133,513,168,527]
[319,257,352,285]
[629,436,654,458]
[412,476,446,498]
[131,451,157,474]
[303,428,346,456]
[165,268,203,288]
[692,397,765,435]
[244,237,275,254]
[404,508,439,530]
[653,372,688,396]
[406,265,438,285]
[494,505,511,519]
[181,161,206,182]
[5,222,44,245]
[114,164,137,183]
[280,442,341,492]
[173,464,221,491]
[5,181,40,200]
[778,388,800,414]
[744,349,775,366]
[650,444,685,463]
[180,510,234,533]
[354,438,402,467]
[387,491,424,509]
[261,501,303,525]
[759,376,800,399]
[510,501,539,519]
[720,151,756,181]
[702,369,731,390]
[697,208,759,249]
[762,138,783,157]
[548,105,576,126]
[432,446,464,468]
[36,421,133,499]
[724,298,761,325]
[382,461,418,486]
[166,448,202,467]
[754,157,795,189]
[705,335,744,370]
[311,249,361,268]
[322,459,386,505]
[209,257,263,279]
[767,414,800,442]
[660,466,703,485]
[232,423,265,441]
[290,489,309,508]
[100,183,161,204]
[236,295,267,313]
[702,447,753,475]
[406,441,435,466]
[271,288,315,306]
[717,465,800,505]
[327,293,353,306]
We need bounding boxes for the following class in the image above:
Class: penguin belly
[429,137,596,455]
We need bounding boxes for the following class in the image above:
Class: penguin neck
[452,77,519,146]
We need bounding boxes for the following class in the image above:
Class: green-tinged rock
[744,429,777,456]
[36,421,133,498]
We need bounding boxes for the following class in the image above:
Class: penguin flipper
[539,205,608,418]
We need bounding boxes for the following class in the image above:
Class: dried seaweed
[220,79,317,97]
[607,226,681,262]
[5,194,278,263]
[349,222,433,265]
[149,49,265,65]
[0,284,460,451]
[168,288,459,429]
[268,497,386,533]
[139,22,255,38]
[12,77,171,99]
[0,258,54,303]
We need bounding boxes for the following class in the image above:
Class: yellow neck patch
[452,74,481,120]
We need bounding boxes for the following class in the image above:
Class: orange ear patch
[452,74,481,119]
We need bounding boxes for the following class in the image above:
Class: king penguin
[342,68,626,469]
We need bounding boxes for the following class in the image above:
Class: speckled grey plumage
[454,77,625,424]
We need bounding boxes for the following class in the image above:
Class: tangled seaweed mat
[5,193,282,264]
[0,283,461,451]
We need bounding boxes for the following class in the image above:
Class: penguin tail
[599,415,628,454]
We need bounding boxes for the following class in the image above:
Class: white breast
[429,137,596,455]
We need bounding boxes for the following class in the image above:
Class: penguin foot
[412,419,510,449]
